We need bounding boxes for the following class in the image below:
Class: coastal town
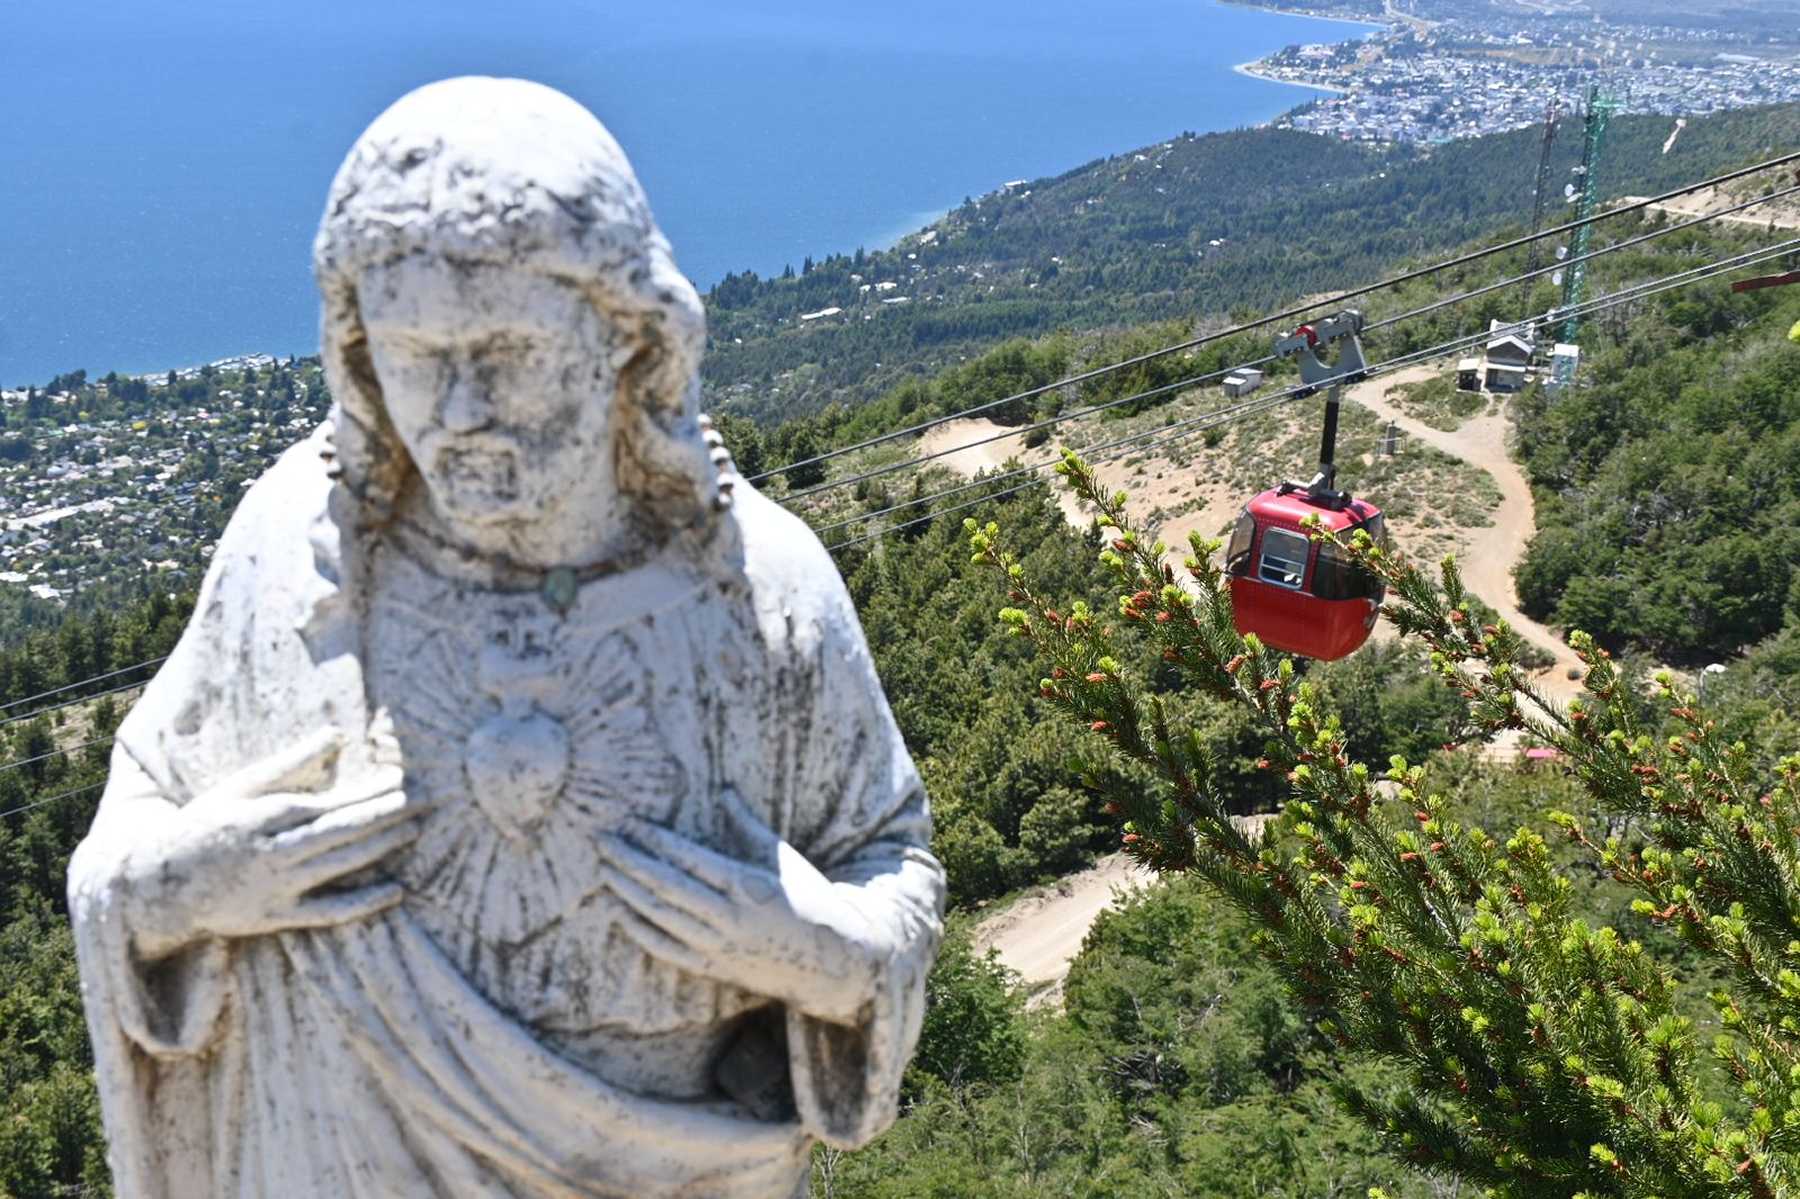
[1243,11,1800,143]
[0,356,326,605]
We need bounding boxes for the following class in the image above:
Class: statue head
[312,77,716,556]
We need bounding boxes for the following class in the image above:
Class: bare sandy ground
[971,854,1153,1008]
[974,814,1280,1009]
[1617,186,1800,233]
[920,365,1579,697]
[916,416,1243,559]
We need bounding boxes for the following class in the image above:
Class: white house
[1222,369,1264,398]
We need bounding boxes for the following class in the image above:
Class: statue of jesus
[68,76,945,1199]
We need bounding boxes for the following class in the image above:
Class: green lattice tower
[1553,85,1617,387]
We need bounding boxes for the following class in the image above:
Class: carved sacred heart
[463,708,572,842]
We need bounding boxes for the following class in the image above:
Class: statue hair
[311,77,719,535]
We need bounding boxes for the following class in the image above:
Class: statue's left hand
[598,790,879,1027]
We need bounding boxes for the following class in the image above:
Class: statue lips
[429,435,523,512]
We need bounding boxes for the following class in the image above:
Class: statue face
[360,256,627,530]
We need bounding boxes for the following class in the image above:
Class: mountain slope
[703,101,1800,420]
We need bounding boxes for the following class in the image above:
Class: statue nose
[440,372,495,434]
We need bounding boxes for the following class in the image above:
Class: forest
[698,102,1800,420]
[0,103,1797,1196]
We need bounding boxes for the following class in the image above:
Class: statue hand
[121,730,424,959]
[598,791,879,1027]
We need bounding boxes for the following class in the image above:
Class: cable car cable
[0,675,159,731]
[9,233,1789,815]
[0,735,113,775]
[750,149,1800,486]
[0,656,169,714]
[782,182,1800,508]
[810,384,1305,539]
[824,236,1800,551]
[1362,180,1800,339]
[0,781,106,823]
[808,237,1787,531]
[7,238,1791,811]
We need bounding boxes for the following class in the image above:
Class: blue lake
[0,0,1376,386]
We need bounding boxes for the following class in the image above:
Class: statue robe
[68,426,945,1199]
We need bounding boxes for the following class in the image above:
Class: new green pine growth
[970,453,1800,1198]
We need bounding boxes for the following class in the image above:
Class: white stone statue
[68,77,945,1199]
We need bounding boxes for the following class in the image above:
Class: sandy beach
[1233,59,1350,95]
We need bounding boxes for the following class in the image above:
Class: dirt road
[975,815,1279,1008]
[972,854,1152,1007]
[919,369,1580,695]
[915,414,1242,558]
[958,367,1578,994]
[1346,366,1584,696]
[1617,187,1800,233]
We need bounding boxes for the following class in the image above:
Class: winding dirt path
[1346,365,1583,698]
[972,855,1152,1008]
[1616,188,1800,233]
[974,816,1279,1008]
[918,368,1581,697]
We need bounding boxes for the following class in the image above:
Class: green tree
[969,450,1800,1197]
[908,924,1028,1092]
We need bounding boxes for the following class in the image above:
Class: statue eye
[493,629,512,647]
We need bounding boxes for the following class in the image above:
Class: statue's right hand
[120,730,423,959]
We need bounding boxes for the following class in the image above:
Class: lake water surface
[0,0,1376,385]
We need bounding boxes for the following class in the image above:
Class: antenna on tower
[1525,100,1560,274]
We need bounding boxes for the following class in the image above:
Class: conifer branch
[967,448,1800,1198]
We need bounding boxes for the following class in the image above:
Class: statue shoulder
[113,423,347,793]
[728,486,855,625]
[233,423,337,536]
[188,422,341,632]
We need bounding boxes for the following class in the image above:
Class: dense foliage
[1514,285,1800,658]
[0,592,192,1197]
[702,103,1800,421]
[0,93,1793,1199]
[823,883,1442,1199]
[969,451,1800,1196]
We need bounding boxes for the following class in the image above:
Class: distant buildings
[1546,343,1582,394]
[1255,19,1800,145]
[1457,357,1482,392]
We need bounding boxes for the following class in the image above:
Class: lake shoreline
[1232,59,1351,95]
[1218,0,1391,31]
[7,1,1392,387]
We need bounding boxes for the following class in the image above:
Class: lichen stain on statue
[67,77,946,1199]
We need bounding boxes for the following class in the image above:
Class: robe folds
[68,424,946,1199]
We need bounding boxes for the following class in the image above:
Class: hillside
[701,102,1800,420]
[0,88,1796,1197]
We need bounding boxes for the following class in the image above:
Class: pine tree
[967,449,1800,1198]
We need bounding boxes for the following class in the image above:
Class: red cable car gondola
[1226,488,1385,660]
[1224,310,1387,661]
